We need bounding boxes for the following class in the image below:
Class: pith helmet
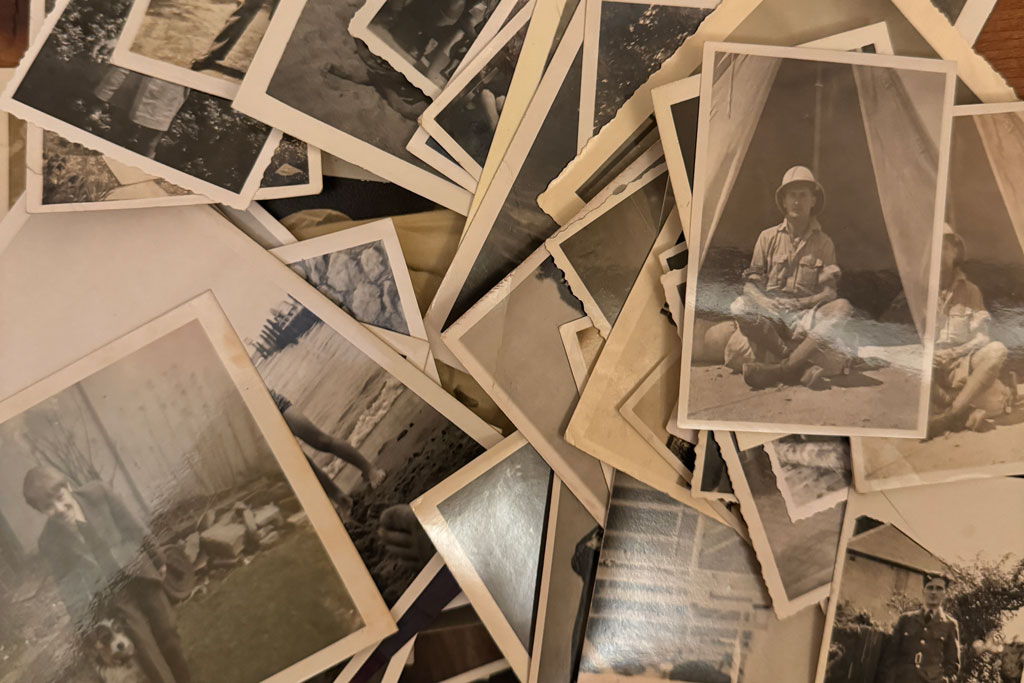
[775,165,825,215]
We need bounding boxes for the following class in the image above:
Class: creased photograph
[578,473,824,682]
[853,102,1024,493]
[0,293,395,683]
[1,0,282,209]
[721,433,845,618]
[817,479,1024,683]
[678,43,956,438]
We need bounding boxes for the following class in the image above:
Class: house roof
[847,524,948,576]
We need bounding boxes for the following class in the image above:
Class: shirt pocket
[767,254,790,289]
[796,256,823,290]
[945,305,972,344]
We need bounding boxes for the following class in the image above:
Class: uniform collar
[922,606,947,620]
[777,217,821,238]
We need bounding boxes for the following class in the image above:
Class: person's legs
[742,298,853,389]
[283,407,386,487]
[930,341,1007,435]
[115,589,178,683]
[192,0,266,68]
[132,580,192,683]
[729,294,790,360]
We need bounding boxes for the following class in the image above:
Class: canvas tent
[697,52,947,341]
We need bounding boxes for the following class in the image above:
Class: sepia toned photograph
[0,294,394,683]
[529,479,601,683]
[618,353,698,482]
[412,433,552,681]
[0,204,500,611]
[111,0,279,98]
[819,480,1024,683]
[547,163,671,336]
[691,431,735,502]
[853,103,1024,494]
[579,0,715,146]
[423,2,584,340]
[443,244,610,525]
[348,0,516,98]
[420,1,530,178]
[2,0,281,208]
[766,435,850,522]
[720,433,846,618]
[233,0,472,213]
[578,473,824,682]
[678,43,956,437]
[559,317,605,393]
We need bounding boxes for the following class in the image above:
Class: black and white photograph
[559,317,605,393]
[818,479,1024,683]
[268,218,431,366]
[546,162,672,336]
[720,433,845,618]
[1,0,283,209]
[578,473,824,682]
[618,353,698,482]
[348,0,517,98]
[443,244,611,525]
[0,203,501,612]
[678,42,956,438]
[412,433,552,681]
[111,0,279,98]
[579,0,716,148]
[537,0,1012,231]
[0,294,395,683]
[420,1,530,178]
[529,479,601,683]
[766,434,850,522]
[853,102,1024,494]
[405,127,478,193]
[232,0,473,213]
[423,2,584,348]
[651,25,897,240]
[692,430,736,502]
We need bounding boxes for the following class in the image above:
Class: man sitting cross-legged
[723,165,854,390]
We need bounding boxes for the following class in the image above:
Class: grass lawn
[176,523,364,682]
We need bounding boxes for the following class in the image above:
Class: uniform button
[920,640,926,645]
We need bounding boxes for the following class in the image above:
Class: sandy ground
[687,364,921,431]
[860,409,1024,482]
[132,0,272,80]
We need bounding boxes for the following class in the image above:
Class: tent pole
[812,63,824,176]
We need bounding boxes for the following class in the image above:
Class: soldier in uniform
[878,573,961,683]
[724,166,855,390]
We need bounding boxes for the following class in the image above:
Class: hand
[772,298,801,315]
[934,348,957,366]
[378,505,435,567]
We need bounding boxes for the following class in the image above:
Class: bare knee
[730,295,752,318]
[821,298,853,320]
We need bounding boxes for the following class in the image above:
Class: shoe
[926,411,952,440]
[742,362,785,389]
[965,408,987,431]
[190,56,218,72]
[367,467,387,489]
[800,365,826,389]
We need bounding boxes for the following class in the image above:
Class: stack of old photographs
[2,0,1024,682]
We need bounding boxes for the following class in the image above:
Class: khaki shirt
[744,218,838,297]
[937,270,989,347]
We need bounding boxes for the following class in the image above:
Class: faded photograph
[619,356,698,476]
[554,170,671,328]
[12,0,274,193]
[579,473,823,682]
[0,319,364,683]
[767,435,850,521]
[724,435,844,615]
[245,298,485,604]
[855,106,1024,490]
[397,605,511,681]
[362,0,504,90]
[286,240,412,336]
[450,252,609,520]
[128,0,278,82]
[826,499,1024,683]
[431,12,527,170]
[265,0,437,172]
[435,443,550,650]
[587,1,713,134]
[532,482,601,683]
[444,34,583,329]
[683,49,952,433]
